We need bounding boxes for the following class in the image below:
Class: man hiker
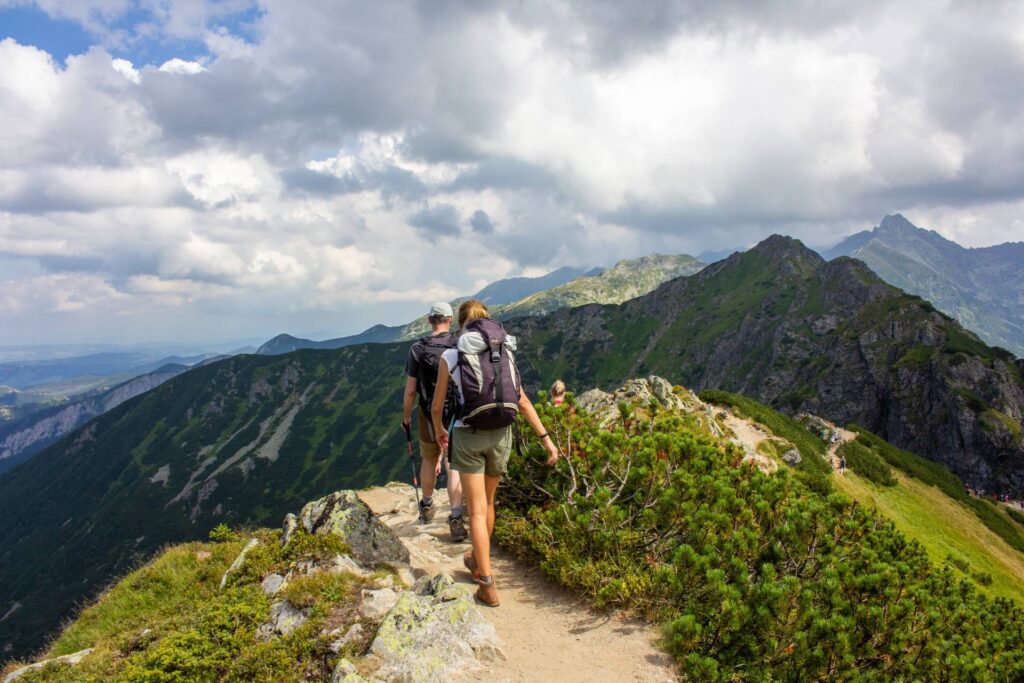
[402,302,467,541]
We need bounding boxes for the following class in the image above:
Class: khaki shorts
[417,406,440,461]
[450,426,512,477]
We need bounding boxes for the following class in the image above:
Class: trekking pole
[402,423,421,510]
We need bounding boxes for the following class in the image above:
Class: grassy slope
[4,529,372,682]
[834,471,1024,602]
[703,391,1024,601]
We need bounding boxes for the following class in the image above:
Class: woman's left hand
[544,438,561,465]
[436,429,450,454]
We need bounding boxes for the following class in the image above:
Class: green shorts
[450,426,512,477]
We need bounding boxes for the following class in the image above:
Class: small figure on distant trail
[432,299,561,608]
[839,455,847,474]
[402,302,467,542]
[550,379,566,406]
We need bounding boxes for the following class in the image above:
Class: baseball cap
[429,302,453,317]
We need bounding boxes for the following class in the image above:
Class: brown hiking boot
[449,515,467,542]
[418,500,435,523]
[463,549,481,580]
[475,576,500,607]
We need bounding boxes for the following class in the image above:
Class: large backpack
[457,319,520,429]
[416,335,458,424]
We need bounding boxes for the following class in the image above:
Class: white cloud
[111,57,140,83]
[157,58,207,74]
[2,0,1024,345]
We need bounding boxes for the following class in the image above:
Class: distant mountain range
[0,353,245,474]
[0,364,191,475]
[2,233,1020,660]
[256,255,703,355]
[823,214,1024,356]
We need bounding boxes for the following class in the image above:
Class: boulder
[261,573,286,596]
[359,588,399,620]
[220,537,260,589]
[281,491,409,566]
[330,658,371,683]
[3,648,93,682]
[268,599,307,635]
[781,448,802,466]
[328,623,365,654]
[369,572,503,682]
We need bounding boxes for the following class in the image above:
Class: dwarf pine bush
[497,399,1024,680]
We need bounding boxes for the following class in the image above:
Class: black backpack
[416,335,458,424]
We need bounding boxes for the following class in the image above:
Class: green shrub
[497,402,1024,680]
[973,571,994,587]
[1008,508,1024,527]
[837,439,896,486]
[945,554,970,573]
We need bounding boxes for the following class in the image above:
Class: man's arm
[401,375,417,428]
[518,387,560,465]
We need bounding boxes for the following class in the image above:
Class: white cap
[429,302,453,317]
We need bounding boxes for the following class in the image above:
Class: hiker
[550,379,566,406]
[401,302,467,542]
[432,299,560,607]
[839,455,847,474]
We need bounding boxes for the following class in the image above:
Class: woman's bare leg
[484,475,500,537]
[462,472,493,577]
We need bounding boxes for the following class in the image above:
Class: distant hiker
[432,299,560,607]
[402,302,467,542]
[839,455,847,474]
[550,379,566,406]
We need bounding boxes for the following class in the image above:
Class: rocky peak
[750,234,824,265]
[877,213,917,234]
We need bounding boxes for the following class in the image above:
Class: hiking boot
[463,549,481,581]
[449,515,467,542]
[418,500,435,523]
[475,576,500,607]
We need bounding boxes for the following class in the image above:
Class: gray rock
[281,513,298,546]
[281,490,409,566]
[332,554,371,577]
[385,562,417,588]
[328,623,365,654]
[220,537,260,589]
[268,599,307,635]
[370,572,503,682]
[782,448,802,466]
[359,588,399,619]
[261,573,286,596]
[330,658,372,683]
[3,648,94,682]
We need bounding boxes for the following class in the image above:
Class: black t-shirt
[405,332,454,380]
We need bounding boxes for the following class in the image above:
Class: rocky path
[359,484,677,683]
[827,428,857,469]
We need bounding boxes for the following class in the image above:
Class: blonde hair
[550,380,566,397]
[458,299,490,329]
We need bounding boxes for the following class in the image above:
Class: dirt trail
[359,485,677,683]
[828,428,857,469]
[722,413,772,451]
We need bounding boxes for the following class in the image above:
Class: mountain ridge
[1,234,1020,661]
[823,213,1024,355]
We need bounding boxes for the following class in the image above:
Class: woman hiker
[550,379,566,406]
[432,299,560,607]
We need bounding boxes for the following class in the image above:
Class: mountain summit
[824,214,1024,355]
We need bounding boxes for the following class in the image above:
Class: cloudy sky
[1,0,1023,346]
